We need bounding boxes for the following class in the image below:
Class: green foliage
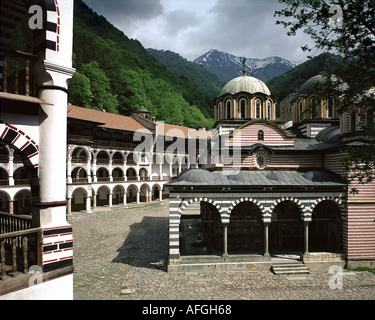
[68,71,93,108]
[266,53,345,101]
[275,0,375,184]
[68,0,214,129]
[147,48,225,97]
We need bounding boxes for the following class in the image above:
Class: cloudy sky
[82,0,316,62]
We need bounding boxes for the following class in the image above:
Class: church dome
[298,75,326,95]
[220,75,271,96]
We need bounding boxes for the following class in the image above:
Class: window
[267,101,272,119]
[327,96,335,118]
[298,100,303,122]
[226,100,231,119]
[309,97,319,119]
[255,99,262,119]
[258,130,264,141]
[256,154,266,168]
[240,99,246,118]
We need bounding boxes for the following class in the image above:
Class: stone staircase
[270,256,310,275]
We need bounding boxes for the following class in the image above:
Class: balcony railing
[0,47,37,97]
[0,212,42,282]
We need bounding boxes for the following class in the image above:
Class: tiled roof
[157,122,212,139]
[67,105,212,139]
[67,105,151,134]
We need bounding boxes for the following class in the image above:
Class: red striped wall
[324,152,347,176]
[346,178,375,260]
[227,124,294,147]
[241,154,323,169]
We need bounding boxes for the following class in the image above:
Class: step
[271,266,310,275]
[271,261,310,275]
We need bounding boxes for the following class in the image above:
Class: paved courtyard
[69,200,375,300]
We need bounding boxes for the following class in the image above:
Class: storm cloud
[81,0,315,62]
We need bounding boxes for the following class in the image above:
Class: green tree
[275,0,375,187]
[81,61,118,113]
[68,71,93,108]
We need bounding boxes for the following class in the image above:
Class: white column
[87,157,92,183]
[123,192,127,206]
[8,149,14,186]
[109,192,113,208]
[86,196,92,213]
[67,156,72,184]
[109,158,113,182]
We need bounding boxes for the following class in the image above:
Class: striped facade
[226,121,294,147]
[168,190,347,263]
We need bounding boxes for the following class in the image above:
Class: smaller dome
[299,75,326,95]
[175,168,216,183]
[227,172,252,182]
[220,75,271,96]
[302,170,340,182]
[299,74,348,95]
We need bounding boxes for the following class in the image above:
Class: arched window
[218,103,222,121]
[226,100,231,119]
[327,96,335,118]
[258,130,264,141]
[267,101,272,120]
[298,100,304,122]
[240,99,246,118]
[255,99,262,119]
[309,97,319,119]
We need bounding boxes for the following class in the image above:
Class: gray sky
[82,0,316,62]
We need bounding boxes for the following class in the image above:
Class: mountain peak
[194,49,297,83]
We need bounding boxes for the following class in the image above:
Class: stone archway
[179,201,222,256]
[269,200,304,253]
[228,201,263,254]
[309,200,343,253]
[71,188,87,212]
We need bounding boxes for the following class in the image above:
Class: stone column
[93,194,97,209]
[86,196,92,213]
[9,200,14,214]
[123,192,127,206]
[67,198,71,215]
[8,148,14,186]
[66,156,72,184]
[109,192,113,208]
[263,222,270,257]
[92,158,97,182]
[136,191,140,204]
[304,221,310,255]
[223,223,229,257]
[159,188,163,201]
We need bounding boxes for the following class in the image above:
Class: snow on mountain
[194,49,297,83]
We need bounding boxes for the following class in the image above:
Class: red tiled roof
[67,105,212,139]
[67,105,151,134]
[156,122,212,139]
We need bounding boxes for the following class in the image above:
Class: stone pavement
[69,201,375,300]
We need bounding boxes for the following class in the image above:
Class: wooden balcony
[0,212,43,295]
[0,47,37,97]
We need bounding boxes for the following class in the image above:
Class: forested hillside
[68,0,214,129]
[147,48,225,97]
[266,53,346,101]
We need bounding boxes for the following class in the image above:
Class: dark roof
[167,168,345,187]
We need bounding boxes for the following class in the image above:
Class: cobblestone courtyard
[69,201,375,300]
